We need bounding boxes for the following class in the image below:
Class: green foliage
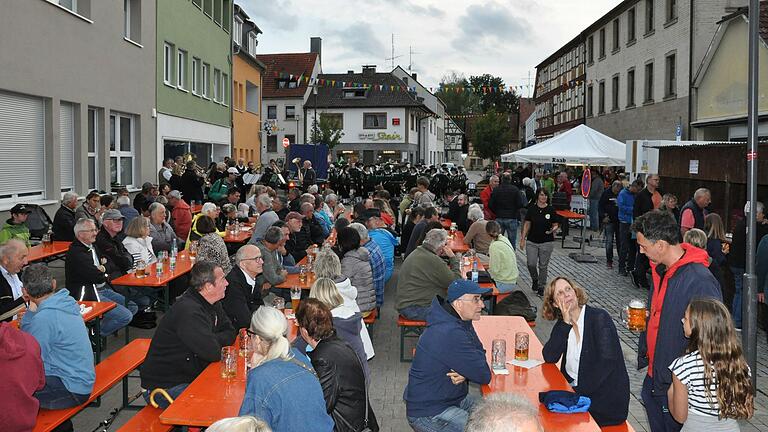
[310,114,345,149]
[473,109,512,160]
[468,74,520,114]
[436,72,481,116]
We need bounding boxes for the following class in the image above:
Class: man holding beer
[632,210,721,432]
[404,279,491,432]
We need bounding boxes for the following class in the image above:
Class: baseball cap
[168,190,182,199]
[10,204,32,214]
[102,209,126,221]
[285,211,303,221]
[227,167,240,175]
[446,279,491,303]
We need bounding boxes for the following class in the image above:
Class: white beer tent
[501,124,625,166]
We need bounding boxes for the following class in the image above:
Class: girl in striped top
[668,298,753,431]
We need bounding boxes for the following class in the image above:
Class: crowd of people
[0,156,759,432]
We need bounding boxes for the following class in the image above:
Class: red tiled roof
[255,52,319,98]
[518,98,535,124]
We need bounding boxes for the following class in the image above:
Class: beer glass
[238,328,250,358]
[290,286,302,312]
[188,241,198,260]
[220,346,237,379]
[621,299,648,332]
[298,265,308,284]
[492,338,507,369]
[272,297,285,310]
[514,332,529,361]
[135,260,146,278]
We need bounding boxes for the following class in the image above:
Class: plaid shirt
[364,240,386,307]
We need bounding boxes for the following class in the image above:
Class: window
[246,81,259,114]
[202,63,210,98]
[627,69,636,107]
[192,0,201,8]
[645,0,655,34]
[222,0,231,32]
[267,105,277,120]
[612,19,620,52]
[645,62,654,102]
[666,0,677,23]
[221,73,228,105]
[123,0,140,43]
[598,81,605,114]
[214,0,222,26]
[50,0,91,18]
[59,103,75,193]
[233,16,243,45]
[285,135,295,146]
[321,113,343,129]
[587,85,594,117]
[611,75,620,111]
[213,68,221,102]
[192,58,201,95]
[599,28,606,58]
[267,135,277,152]
[665,53,676,97]
[163,42,174,85]
[248,32,258,56]
[87,108,99,190]
[285,106,296,119]
[0,91,45,202]
[177,49,187,90]
[203,0,212,17]
[109,113,134,187]
[587,36,594,63]
[343,89,366,99]
[363,113,387,129]
[277,79,298,89]
[628,8,636,42]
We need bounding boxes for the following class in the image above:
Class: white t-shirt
[668,350,721,417]
[565,306,586,387]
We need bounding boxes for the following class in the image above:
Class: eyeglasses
[243,256,264,263]
[245,328,258,337]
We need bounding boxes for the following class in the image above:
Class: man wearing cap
[285,211,310,262]
[404,279,492,432]
[209,167,239,202]
[0,204,32,246]
[168,190,192,241]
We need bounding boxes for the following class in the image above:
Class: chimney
[347,70,354,74]
[310,37,322,66]
[411,73,418,82]
[362,65,376,77]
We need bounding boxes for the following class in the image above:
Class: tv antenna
[407,46,421,73]
[385,33,403,70]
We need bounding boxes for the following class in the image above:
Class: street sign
[581,169,591,198]
[282,137,290,148]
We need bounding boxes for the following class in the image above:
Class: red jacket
[171,199,193,241]
[480,186,495,220]
[0,322,45,432]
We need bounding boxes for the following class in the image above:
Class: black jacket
[305,216,326,246]
[309,334,379,432]
[275,207,289,221]
[288,226,311,262]
[729,217,768,268]
[179,169,205,204]
[0,274,17,322]
[446,199,469,234]
[221,266,263,330]
[95,229,134,279]
[488,183,525,220]
[52,205,77,242]
[140,288,235,390]
[633,187,661,218]
[302,168,317,188]
[64,241,109,297]
[598,188,619,225]
[543,305,629,426]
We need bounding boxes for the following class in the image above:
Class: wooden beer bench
[33,338,151,432]
[397,316,426,362]
[117,405,172,432]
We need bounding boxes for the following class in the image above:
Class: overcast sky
[239,0,622,97]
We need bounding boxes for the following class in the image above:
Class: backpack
[493,290,537,322]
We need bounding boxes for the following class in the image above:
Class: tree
[473,109,512,160]
[436,71,481,116]
[468,74,519,114]
[310,114,345,149]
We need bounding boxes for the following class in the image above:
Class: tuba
[293,158,303,183]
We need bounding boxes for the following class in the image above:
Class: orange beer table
[223,228,252,243]
[111,251,194,310]
[474,316,603,432]
[159,311,298,428]
[441,218,452,229]
[555,210,587,250]
[448,230,469,253]
[191,204,203,214]
[28,241,71,263]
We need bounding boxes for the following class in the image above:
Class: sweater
[368,228,397,282]
[341,247,376,312]
[0,322,45,432]
[122,236,157,265]
[149,221,178,253]
[487,234,518,284]
[464,219,492,255]
[21,289,95,395]
[248,210,279,244]
[396,245,462,311]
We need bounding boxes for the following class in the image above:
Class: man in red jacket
[0,322,45,432]
[168,190,192,241]
[480,175,499,220]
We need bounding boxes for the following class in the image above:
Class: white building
[444,118,464,163]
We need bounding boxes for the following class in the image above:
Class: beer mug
[621,299,648,332]
[238,328,250,358]
[220,346,237,379]
[271,297,285,310]
[188,241,198,259]
[514,332,529,361]
[492,338,507,369]
[290,286,302,312]
[298,265,308,284]
[135,259,147,278]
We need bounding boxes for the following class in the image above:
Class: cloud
[239,0,300,32]
[357,0,445,18]
[452,2,531,53]
[328,22,386,58]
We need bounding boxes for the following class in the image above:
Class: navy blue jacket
[404,297,491,418]
[543,305,629,426]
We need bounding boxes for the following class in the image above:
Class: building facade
[0,0,156,214]
[232,5,265,164]
[256,44,321,165]
[157,0,232,169]
[304,66,432,165]
[444,118,465,163]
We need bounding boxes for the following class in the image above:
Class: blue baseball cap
[447,279,491,303]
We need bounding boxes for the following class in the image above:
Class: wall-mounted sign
[263,120,281,135]
[381,150,398,155]
[282,137,290,148]
[358,132,403,141]
[392,118,400,126]
[341,150,356,154]
[689,160,699,174]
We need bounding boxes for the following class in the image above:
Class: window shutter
[60,103,75,192]
[0,91,45,196]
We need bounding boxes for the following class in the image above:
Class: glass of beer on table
[621,298,648,332]
[189,241,198,260]
[135,259,146,278]
[299,265,308,284]
[514,332,529,361]
[220,346,237,379]
[272,297,285,310]
[238,328,250,357]
[290,286,302,312]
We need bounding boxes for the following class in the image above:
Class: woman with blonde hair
[668,298,753,431]
[541,277,629,426]
[239,307,333,432]
[122,215,157,265]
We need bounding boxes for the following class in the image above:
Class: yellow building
[232,6,265,165]
[692,5,768,141]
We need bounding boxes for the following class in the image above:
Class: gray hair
[300,202,314,214]
[116,195,131,207]
[467,204,484,222]
[249,306,292,367]
[206,416,272,432]
[465,393,543,432]
[300,193,315,204]
[0,239,26,260]
[348,222,369,242]
[422,228,448,250]
[745,201,765,216]
[21,263,55,299]
[256,193,272,208]
[149,202,165,216]
[307,184,319,194]
[235,244,259,265]
[693,188,711,199]
[313,248,341,279]
[74,218,96,235]
[263,226,284,244]
[612,180,623,189]
[62,192,78,206]
[189,261,219,292]
[325,194,338,203]
[202,202,218,216]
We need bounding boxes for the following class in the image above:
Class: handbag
[464,270,493,283]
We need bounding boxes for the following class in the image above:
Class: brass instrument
[293,157,303,183]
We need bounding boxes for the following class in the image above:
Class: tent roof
[501,124,625,165]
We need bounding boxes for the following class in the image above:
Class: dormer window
[247,32,258,56]
[343,88,367,99]
[277,79,298,89]
[233,16,243,45]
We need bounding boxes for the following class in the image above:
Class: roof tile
[254,52,319,99]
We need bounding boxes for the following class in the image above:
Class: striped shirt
[668,351,721,417]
